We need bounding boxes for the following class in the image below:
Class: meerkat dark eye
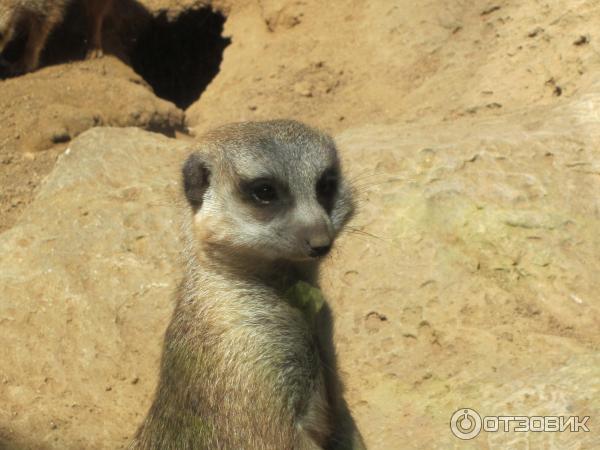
[249,181,278,205]
[316,168,338,213]
[317,169,338,199]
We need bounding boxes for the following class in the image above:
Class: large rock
[325,88,600,448]
[0,128,188,449]
[1,85,600,448]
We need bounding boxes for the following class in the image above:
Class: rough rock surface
[327,89,600,448]
[0,128,187,449]
[2,87,600,447]
[1,0,600,448]
[0,58,184,232]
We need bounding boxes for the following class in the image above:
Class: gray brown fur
[131,120,366,449]
[0,0,113,73]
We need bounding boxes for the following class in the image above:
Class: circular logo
[450,408,482,440]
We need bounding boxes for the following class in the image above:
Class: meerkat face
[183,120,355,262]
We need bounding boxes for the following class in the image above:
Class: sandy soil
[4,0,600,229]
[1,0,599,449]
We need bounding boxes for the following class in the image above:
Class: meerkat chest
[209,291,323,393]
[235,298,320,374]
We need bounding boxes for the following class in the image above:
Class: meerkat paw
[86,47,104,59]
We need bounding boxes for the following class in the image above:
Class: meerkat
[131,120,366,450]
[0,0,113,74]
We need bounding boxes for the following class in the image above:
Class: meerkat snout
[306,235,332,258]
[182,120,354,263]
[296,209,333,257]
[308,242,331,258]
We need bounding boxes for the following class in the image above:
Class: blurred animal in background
[0,0,113,74]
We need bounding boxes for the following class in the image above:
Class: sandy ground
[1,0,600,448]
[3,0,600,227]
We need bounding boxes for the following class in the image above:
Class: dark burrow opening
[131,8,230,110]
[1,2,230,111]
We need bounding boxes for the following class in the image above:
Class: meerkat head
[182,120,354,264]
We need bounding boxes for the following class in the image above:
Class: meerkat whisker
[350,177,405,192]
[346,170,386,185]
[344,226,384,240]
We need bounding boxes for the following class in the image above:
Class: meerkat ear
[182,152,211,210]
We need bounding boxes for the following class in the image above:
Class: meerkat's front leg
[14,15,52,73]
[85,0,113,58]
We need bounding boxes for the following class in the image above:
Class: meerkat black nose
[303,225,332,258]
[308,244,332,258]
[306,236,331,258]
